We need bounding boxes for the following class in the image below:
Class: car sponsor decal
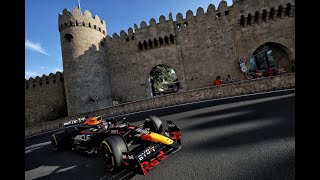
[140,150,168,175]
[110,130,118,134]
[122,154,134,160]
[135,128,150,135]
[74,134,91,141]
[137,146,156,161]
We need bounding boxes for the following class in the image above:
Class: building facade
[25,0,295,126]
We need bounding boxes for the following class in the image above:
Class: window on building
[254,11,259,24]
[240,15,245,26]
[143,40,148,50]
[39,82,42,86]
[32,84,35,88]
[148,39,153,49]
[53,79,56,83]
[126,38,129,42]
[26,85,29,89]
[46,81,49,85]
[138,42,143,51]
[269,8,275,19]
[76,20,78,26]
[154,38,159,47]
[183,22,188,27]
[177,23,181,29]
[225,10,229,15]
[262,10,267,22]
[159,37,163,46]
[101,42,104,46]
[64,34,73,42]
[247,14,252,25]
[216,13,221,18]
[170,34,174,44]
[131,36,135,40]
[277,6,283,17]
[164,36,169,45]
[285,3,291,16]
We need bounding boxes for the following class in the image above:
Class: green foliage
[150,65,176,90]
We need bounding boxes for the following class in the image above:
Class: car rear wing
[59,117,86,128]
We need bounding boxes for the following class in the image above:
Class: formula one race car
[50,116,181,175]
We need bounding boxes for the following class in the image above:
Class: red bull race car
[51,116,181,175]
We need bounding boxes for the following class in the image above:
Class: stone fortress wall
[25,0,295,128]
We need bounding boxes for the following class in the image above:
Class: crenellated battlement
[238,2,295,28]
[25,71,64,90]
[58,7,107,35]
[25,0,295,127]
[104,1,235,49]
[106,12,175,42]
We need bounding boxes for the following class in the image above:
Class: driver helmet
[83,117,101,126]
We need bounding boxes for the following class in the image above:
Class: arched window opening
[143,40,148,50]
[64,33,73,42]
[270,8,275,20]
[262,10,267,22]
[170,34,174,44]
[154,38,159,47]
[277,6,283,17]
[148,39,153,49]
[285,3,292,16]
[240,15,245,26]
[149,65,180,97]
[254,12,259,24]
[247,14,252,25]
[164,36,169,45]
[138,42,143,51]
[159,37,163,46]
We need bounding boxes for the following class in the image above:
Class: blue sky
[25,0,233,79]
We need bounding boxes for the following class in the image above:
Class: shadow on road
[25,144,137,180]
[182,95,295,150]
[25,93,295,180]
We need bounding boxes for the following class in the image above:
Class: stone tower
[58,7,112,116]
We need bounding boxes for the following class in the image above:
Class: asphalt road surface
[25,89,295,180]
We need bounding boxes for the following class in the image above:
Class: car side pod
[123,121,181,175]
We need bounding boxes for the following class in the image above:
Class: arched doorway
[147,65,181,97]
[249,42,294,77]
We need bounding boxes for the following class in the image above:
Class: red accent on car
[170,131,181,140]
[80,130,96,134]
[139,150,168,175]
[141,134,152,141]
[123,160,129,166]
[128,126,135,129]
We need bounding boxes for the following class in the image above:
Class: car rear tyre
[100,135,128,171]
[50,131,70,152]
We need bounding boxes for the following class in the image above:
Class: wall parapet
[25,71,64,90]
[25,73,295,137]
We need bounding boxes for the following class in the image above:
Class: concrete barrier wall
[25,73,295,137]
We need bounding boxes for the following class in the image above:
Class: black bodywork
[51,116,181,175]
